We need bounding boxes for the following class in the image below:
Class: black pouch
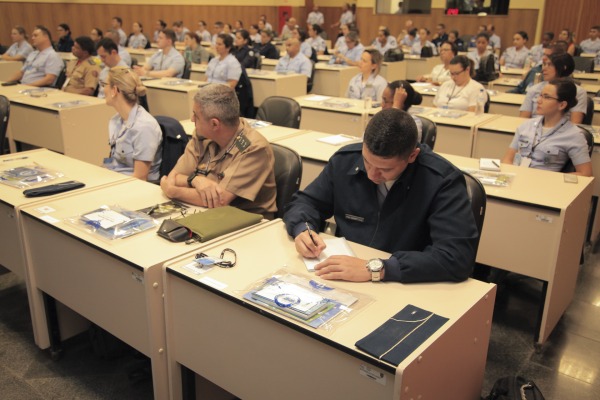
[485,376,545,400]
[156,219,193,243]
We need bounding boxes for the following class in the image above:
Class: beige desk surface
[0,60,23,81]
[404,56,440,80]
[295,94,368,136]
[179,118,306,143]
[573,72,600,82]
[295,94,367,114]
[246,69,307,107]
[472,115,525,159]
[127,48,158,56]
[489,77,521,92]
[489,92,525,105]
[0,82,38,98]
[499,67,528,78]
[19,179,209,400]
[142,77,205,92]
[190,63,207,73]
[313,64,359,97]
[164,219,495,400]
[476,114,525,133]
[581,82,600,95]
[260,58,277,71]
[8,90,107,111]
[380,60,407,82]
[143,78,206,121]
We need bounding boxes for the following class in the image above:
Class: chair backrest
[583,96,594,125]
[416,116,436,150]
[573,56,594,73]
[561,126,594,172]
[256,96,302,129]
[138,94,150,113]
[130,58,139,67]
[155,116,190,178]
[462,171,486,252]
[53,67,67,89]
[271,143,302,219]
[420,46,433,58]
[235,67,255,118]
[460,34,473,46]
[484,91,491,113]
[307,61,316,93]
[0,95,9,155]
[182,60,192,79]
[309,47,318,63]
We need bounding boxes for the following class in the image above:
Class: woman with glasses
[1,26,33,61]
[433,55,485,111]
[502,78,591,176]
[416,41,457,85]
[103,67,162,181]
[205,33,242,89]
[499,31,530,68]
[519,52,587,124]
[346,49,387,102]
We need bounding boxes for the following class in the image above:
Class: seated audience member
[96,38,129,99]
[431,23,448,48]
[105,30,132,67]
[530,32,554,67]
[248,24,261,44]
[447,30,465,52]
[259,14,273,32]
[196,20,212,43]
[307,24,327,55]
[330,31,364,66]
[161,84,277,218]
[502,78,592,176]
[154,20,167,43]
[56,23,74,52]
[381,80,423,140]
[400,28,418,48]
[346,49,387,102]
[333,24,351,53]
[411,28,437,56]
[1,26,33,61]
[232,30,258,69]
[128,22,148,49]
[580,25,600,54]
[558,28,576,56]
[275,38,312,78]
[8,25,63,87]
[184,32,211,64]
[508,45,553,94]
[307,4,325,27]
[112,16,127,46]
[212,21,225,45]
[293,28,313,59]
[487,24,501,50]
[205,34,242,88]
[134,29,185,78]
[257,30,279,60]
[103,66,162,181]
[371,27,396,55]
[433,55,486,111]
[500,31,530,68]
[468,33,493,71]
[280,17,297,41]
[172,21,190,43]
[519,52,587,124]
[417,41,457,85]
[283,108,478,283]
[63,36,101,96]
[223,23,235,40]
[90,28,103,49]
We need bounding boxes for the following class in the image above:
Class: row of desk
[0,148,496,400]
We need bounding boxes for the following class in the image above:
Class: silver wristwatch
[366,258,384,282]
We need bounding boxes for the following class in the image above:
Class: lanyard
[530,117,568,154]
[446,82,465,105]
[196,128,243,178]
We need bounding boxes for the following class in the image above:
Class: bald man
[275,38,312,78]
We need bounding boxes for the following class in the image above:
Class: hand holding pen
[293,222,326,259]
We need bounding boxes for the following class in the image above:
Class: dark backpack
[420,46,434,58]
[384,48,404,62]
[155,116,189,178]
[485,376,545,400]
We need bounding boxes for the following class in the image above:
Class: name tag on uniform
[345,214,364,223]
[234,133,251,152]
[515,153,531,167]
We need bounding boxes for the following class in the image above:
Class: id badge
[520,156,532,167]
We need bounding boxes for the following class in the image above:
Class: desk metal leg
[42,293,63,360]
[534,281,548,349]
[181,364,196,400]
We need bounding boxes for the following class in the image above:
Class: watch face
[367,259,383,272]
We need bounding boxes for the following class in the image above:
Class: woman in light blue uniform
[205,33,242,89]
[346,49,387,102]
[500,31,530,68]
[519,52,588,124]
[502,78,592,176]
[103,67,162,181]
[1,26,33,61]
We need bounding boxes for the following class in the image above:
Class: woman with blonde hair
[1,26,33,61]
[103,67,162,181]
[346,49,387,102]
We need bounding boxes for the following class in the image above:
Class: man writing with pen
[283,109,478,283]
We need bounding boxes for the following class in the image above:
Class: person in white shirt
[307,24,327,55]
[196,20,212,43]
[275,38,312,78]
[433,55,486,111]
[346,49,387,102]
[205,34,242,88]
[280,18,297,41]
[212,21,225,46]
[371,28,396,56]
[580,25,600,54]
[1,26,33,61]
[417,41,456,85]
[111,16,127,46]
[259,15,273,32]
[330,31,364,66]
[333,24,351,53]
[172,21,190,43]
[128,22,148,49]
[411,28,437,56]
[306,4,324,27]
[486,24,501,51]
[400,28,418,48]
[153,20,166,43]
[500,31,530,69]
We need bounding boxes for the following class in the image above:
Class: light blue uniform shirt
[372,38,396,55]
[118,46,132,67]
[105,105,163,181]
[307,36,326,53]
[410,41,438,56]
[346,73,387,102]
[275,53,312,77]
[206,53,242,83]
[97,59,129,99]
[147,47,185,78]
[580,39,600,54]
[117,29,127,46]
[529,44,544,67]
[300,41,312,58]
[401,34,419,47]
[520,81,588,118]
[21,47,64,85]
[128,34,147,49]
[509,116,590,172]
[329,43,364,65]
[6,41,33,59]
[196,30,212,43]
[501,46,530,68]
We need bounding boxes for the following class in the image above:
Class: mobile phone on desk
[1,81,19,86]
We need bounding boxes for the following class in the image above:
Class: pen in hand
[305,222,318,246]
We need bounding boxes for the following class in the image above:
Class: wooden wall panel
[541,0,585,43]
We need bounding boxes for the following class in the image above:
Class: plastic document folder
[355,304,448,366]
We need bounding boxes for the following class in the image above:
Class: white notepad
[303,237,355,271]
[479,158,501,172]
[316,134,359,146]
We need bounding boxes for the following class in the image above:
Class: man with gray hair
[160,84,277,218]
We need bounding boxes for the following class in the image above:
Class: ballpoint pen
[305,222,318,246]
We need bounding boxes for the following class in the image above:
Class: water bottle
[475,88,486,115]
[534,72,541,85]
[364,84,374,109]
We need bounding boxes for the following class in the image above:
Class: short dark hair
[236,29,251,46]
[58,23,70,33]
[476,32,490,42]
[158,20,167,29]
[387,80,422,111]
[515,31,528,41]
[262,30,275,39]
[549,78,577,112]
[408,28,418,37]
[312,24,323,35]
[92,27,103,39]
[450,55,472,70]
[592,25,600,31]
[549,52,575,77]
[75,36,96,55]
[217,33,234,49]
[296,28,308,42]
[543,32,555,41]
[97,37,119,54]
[364,109,418,159]
[185,31,201,44]
[161,28,176,43]
[35,25,52,42]
[441,41,458,55]
[552,41,569,54]
[172,20,183,28]
[379,28,390,37]
[113,17,123,26]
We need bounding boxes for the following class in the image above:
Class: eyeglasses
[450,69,465,76]
[195,248,237,268]
[539,94,560,101]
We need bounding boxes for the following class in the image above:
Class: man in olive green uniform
[160,84,277,219]
[63,36,101,96]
